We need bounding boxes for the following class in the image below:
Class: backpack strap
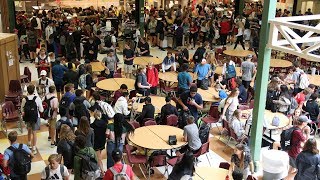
[121,164,127,174]
[109,166,118,176]
[45,166,50,180]
[46,78,49,86]
[18,144,23,150]
[33,96,37,101]
[60,165,65,178]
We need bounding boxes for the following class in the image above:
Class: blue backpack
[226,64,236,79]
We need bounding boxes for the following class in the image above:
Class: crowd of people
[3,0,320,180]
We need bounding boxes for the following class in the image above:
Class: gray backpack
[109,164,130,180]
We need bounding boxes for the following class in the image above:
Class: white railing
[268,15,320,62]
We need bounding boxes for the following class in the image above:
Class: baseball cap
[247,54,253,59]
[40,70,47,76]
[298,115,311,123]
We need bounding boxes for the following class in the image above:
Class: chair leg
[215,123,222,135]
[2,121,7,137]
[206,154,212,167]
[139,164,147,179]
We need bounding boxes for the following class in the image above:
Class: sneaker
[48,137,51,141]
[32,148,37,155]
[27,142,31,149]
[51,142,56,148]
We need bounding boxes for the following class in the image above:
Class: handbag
[200,78,210,90]
[168,135,177,145]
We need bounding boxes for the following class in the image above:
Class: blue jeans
[106,141,124,168]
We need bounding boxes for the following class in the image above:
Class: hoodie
[114,96,130,116]
[73,147,98,180]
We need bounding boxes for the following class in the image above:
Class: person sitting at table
[212,84,228,106]
[137,97,155,126]
[168,151,195,180]
[177,116,202,155]
[114,92,132,117]
[112,84,128,105]
[230,110,246,139]
[137,37,150,56]
[215,74,227,90]
[237,79,248,104]
[160,96,179,125]
[177,63,192,95]
[146,62,159,95]
[162,52,176,73]
[176,85,203,121]
[272,85,291,114]
[222,88,240,123]
[194,59,211,88]
[135,66,151,96]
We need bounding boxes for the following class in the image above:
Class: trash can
[262,149,289,180]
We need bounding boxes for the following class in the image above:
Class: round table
[270,59,293,68]
[307,74,320,86]
[194,167,229,180]
[135,96,176,114]
[215,66,242,76]
[158,72,197,82]
[197,87,220,102]
[134,56,163,66]
[90,62,105,72]
[223,49,254,57]
[96,78,135,91]
[128,125,186,150]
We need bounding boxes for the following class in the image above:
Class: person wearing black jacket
[303,93,319,122]
[63,62,78,89]
[160,96,179,124]
[72,29,82,60]
[137,97,155,126]
[193,43,207,65]
[57,124,75,171]
[83,37,98,63]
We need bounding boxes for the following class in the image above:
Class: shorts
[48,117,57,127]
[54,82,64,92]
[29,46,37,52]
[242,80,251,89]
[159,33,165,40]
[26,118,40,131]
[289,156,297,168]
[123,64,133,74]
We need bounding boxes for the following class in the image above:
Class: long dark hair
[303,138,319,154]
[113,113,134,146]
[169,151,195,179]
[280,84,290,100]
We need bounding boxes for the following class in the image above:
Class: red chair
[167,153,184,167]
[124,144,147,179]
[247,175,258,180]
[148,154,168,177]
[226,127,248,147]
[2,101,23,136]
[113,73,122,78]
[130,121,140,129]
[6,80,22,98]
[166,114,178,126]
[219,162,230,170]
[202,106,221,132]
[144,119,157,126]
[20,67,31,83]
[194,141,211,166]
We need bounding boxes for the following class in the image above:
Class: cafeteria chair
[2,101,23,136]
[148,153,168,178]
[219,162,230,170]
[167,153,184,168]
[220,119,231,141]
[194,140,211,167]
[247,175,258,180]
[20,67,31,83]
[5,80,22,98]
[202,106,221,133]
[159,80,177,96]
[166,114,178,126]
[124,144,147,179]
[223,127,248,151]
[144,119,157,126]
[113,72,122,78]
[130,121,140,129]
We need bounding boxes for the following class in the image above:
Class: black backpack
[104,35,112,48]
[59,94,71,113]
[43,96,55,120]
[44,165,64,180]
[193,47,206,64]
[23,96,38,123]
[266,91,279,112]
[8,144,32,175]
[74,99,90,120]
[280,126,299,151]
[199,123,210,144]
[77,153,99,179]
[31,17,38,28]
[178,111,191,129]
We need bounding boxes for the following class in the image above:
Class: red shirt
[288,127,306,159]
[220,21,231,35]
[113,90,123,105]
[295,92,305,105]
[146,67,159,87]
[104,163,134,180]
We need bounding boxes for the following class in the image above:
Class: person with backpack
[57,124,76,173]
[69,89,91,123]
[103,149,134,180]
[223,59,237,82]
[65,36,78,61]
[63,63,79,89]
[36,70,55,95]
[52,58,68,100]
[35,48,51,78]
[60,83,76,116]
[106,113,135,168]
[21,84,44,155]
[3,131,33,180]
[27,27,38,62]
[90,92,115,120]
[176,116,202,155]
[303,93,319,133]
[73,135,100,180]
[43,86,59,147]
[41,154,69,180]
[56,107,74,142]
[146,62,159,95]
[79,64,94,92]
[295,138,320,180]
[229,144,255,179]
[292,62,304,95]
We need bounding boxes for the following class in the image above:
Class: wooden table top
[194,167,229,180]
[197,87,220,102]
[134,56,163,66]
[270,59,293,68]
[158,72,197,82]
[128,125,186,150]
[215,66,242,76]
[90,62,105,72]
[96,78,135,91]
[135,96,176,114]
[307,74,320,86]
[223,49,254,57]
[241,109,290,130]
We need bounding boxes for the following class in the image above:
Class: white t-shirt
[36,77,55,94]
[41,165,69,180]
[227,97,239,112]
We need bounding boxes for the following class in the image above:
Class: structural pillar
[250,0,277,171]
[235,0,245,17]
[7,0,15,32]
[138,0,145,37]
[1,0,10,33]
[292,0,298,15]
